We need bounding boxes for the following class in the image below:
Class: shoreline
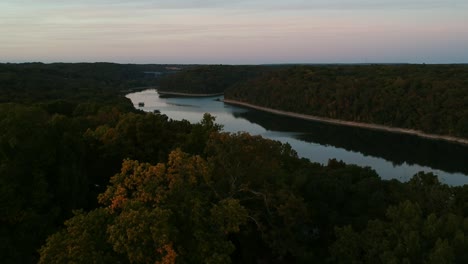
[223,99,468,146]
[157,91,224,97]
[120,86,158,94]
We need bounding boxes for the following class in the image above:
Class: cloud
[246,0,466,10]
[1,0,467,63]
[2,0,467,10]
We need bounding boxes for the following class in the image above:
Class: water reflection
[235,110,468,175]
[126,90,468,185]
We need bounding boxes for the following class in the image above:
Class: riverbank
[223,99,468,146]
[158,91,224,97]
[120,86,158,95]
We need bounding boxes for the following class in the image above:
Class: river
[126,89,468,186]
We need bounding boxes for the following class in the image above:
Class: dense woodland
[158,65,272,94]
[1,63,468,263]
[224,65,468,138]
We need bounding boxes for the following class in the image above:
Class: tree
[39,209,122,264]
[41,149,249,263]
[331,200,467,263]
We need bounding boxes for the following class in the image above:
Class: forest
[224,64,468,138]
[158,65,273,94]
[1,63,467,263]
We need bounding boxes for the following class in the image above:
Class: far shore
[157,90,224,97]
[223,99,468,146]
[121,86,158,94]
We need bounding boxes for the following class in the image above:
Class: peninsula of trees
[225,65,468,139]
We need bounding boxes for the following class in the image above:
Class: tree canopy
[1,63,467,263]
[225,64,468,138]
[158,65,273,94]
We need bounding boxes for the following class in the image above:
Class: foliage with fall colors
[40,132,468,263]
[0,63,204,263]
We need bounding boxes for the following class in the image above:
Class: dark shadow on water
[166,102,200,108]
[234,110,468,176]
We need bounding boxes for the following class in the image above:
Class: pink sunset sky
[1,0,467,64]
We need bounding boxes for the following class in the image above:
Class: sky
[1,0,467,64]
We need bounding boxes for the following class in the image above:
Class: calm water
[126,89,468,186]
